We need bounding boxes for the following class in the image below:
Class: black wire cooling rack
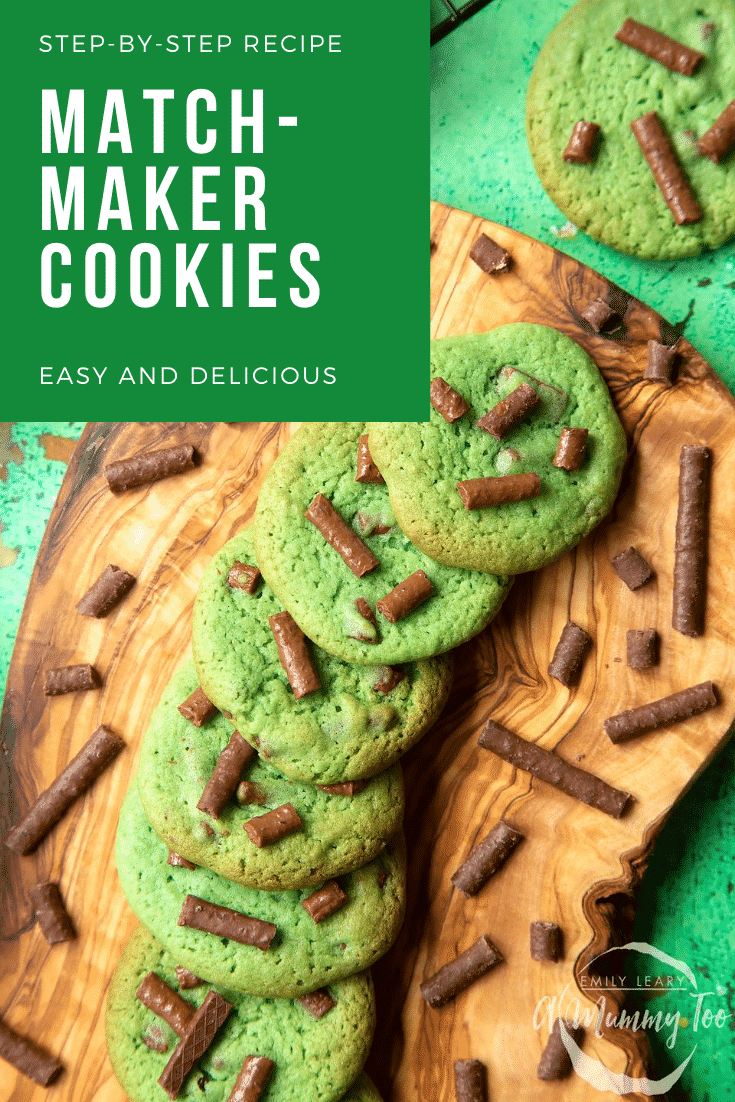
[431,0,495,45]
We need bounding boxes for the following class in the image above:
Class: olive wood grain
[0,422,297,1101]
[365,207,735,1102]
[0,207,733,1101]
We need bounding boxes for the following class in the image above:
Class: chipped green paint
[0,523,19,570]
[0,423,23,483]
[0,422,85,695]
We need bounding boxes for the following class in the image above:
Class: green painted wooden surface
[0,423,85,690]
[3,424,734,1099]
[1,6,732,1095]
[3,17,734,1081]
[432,2,734,1096]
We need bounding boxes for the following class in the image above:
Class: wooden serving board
[0,204,733,1102]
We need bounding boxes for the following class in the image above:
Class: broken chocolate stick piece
[469,233,511,274]
[420,935,503,1009]
[236,781,266,806]
[269,611,322,698]
[4,725,125,855]
[553,428,588,471]
[158,990,232,1099]
[698,100,735,164]
[376,570,435,623]
[451,821,524,897]
[615,18,704,76]
[580,298,622,334]
[105,443,196,493]
[673,445,711,636]
[349,597,378,643]
[197,731,256,819]
[76,563,136,617]
[499,365,568,420]
[178,686,218,728]
[645,340,679,383]
[299,989,337,1019]
[548,622,592,688]
[430,377,470,423]
[479,719,631,818]
[227,561,262,594]
[301,879,348,923]
[305,493,380,578]
[355,435,385,484]
[168,850,197,870]
[175,967,205,991]
[537,1019,582,1081]
[563,120,601,164]
[43,663,100,696]
[136,973,195,1036]
[373,666,405,694]
[143,1024,170,1053]
[455,1059,488,1102]
[244,803,303,847]
[227,1055,275,1102]
[355,597,375,625]
[477,383,540,440]
[631,112,702,225]
[530,921,563,962]
[356,512,393,537]
[178,895,276,951]
[457,473,541,510]
[604,680,718,745]
[627,629,659,670]
[317,780,367,796]
[0,1016,64,1087]
[611,547,655,591]
[29,882,76,945]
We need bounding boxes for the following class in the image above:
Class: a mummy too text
[41,89,320,309]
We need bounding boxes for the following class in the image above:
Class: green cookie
[116,786,406,998]
[368,325,627,575]
[342,1075,383,1102]
[526,0,735,258]
[193,527,453,783]
[137,662,405,891]
[105,926,375,1102]
[253,422,512,664]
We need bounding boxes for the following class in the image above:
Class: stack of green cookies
[107,323,627,1101]
[106,633,443,1102]
[106,543,454,1098]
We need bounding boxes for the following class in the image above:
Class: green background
[431,0,735,383]
[2,417,732,1101]
[5,0,426,420]
[431,1,734,1097]
[1,0,732,1096]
